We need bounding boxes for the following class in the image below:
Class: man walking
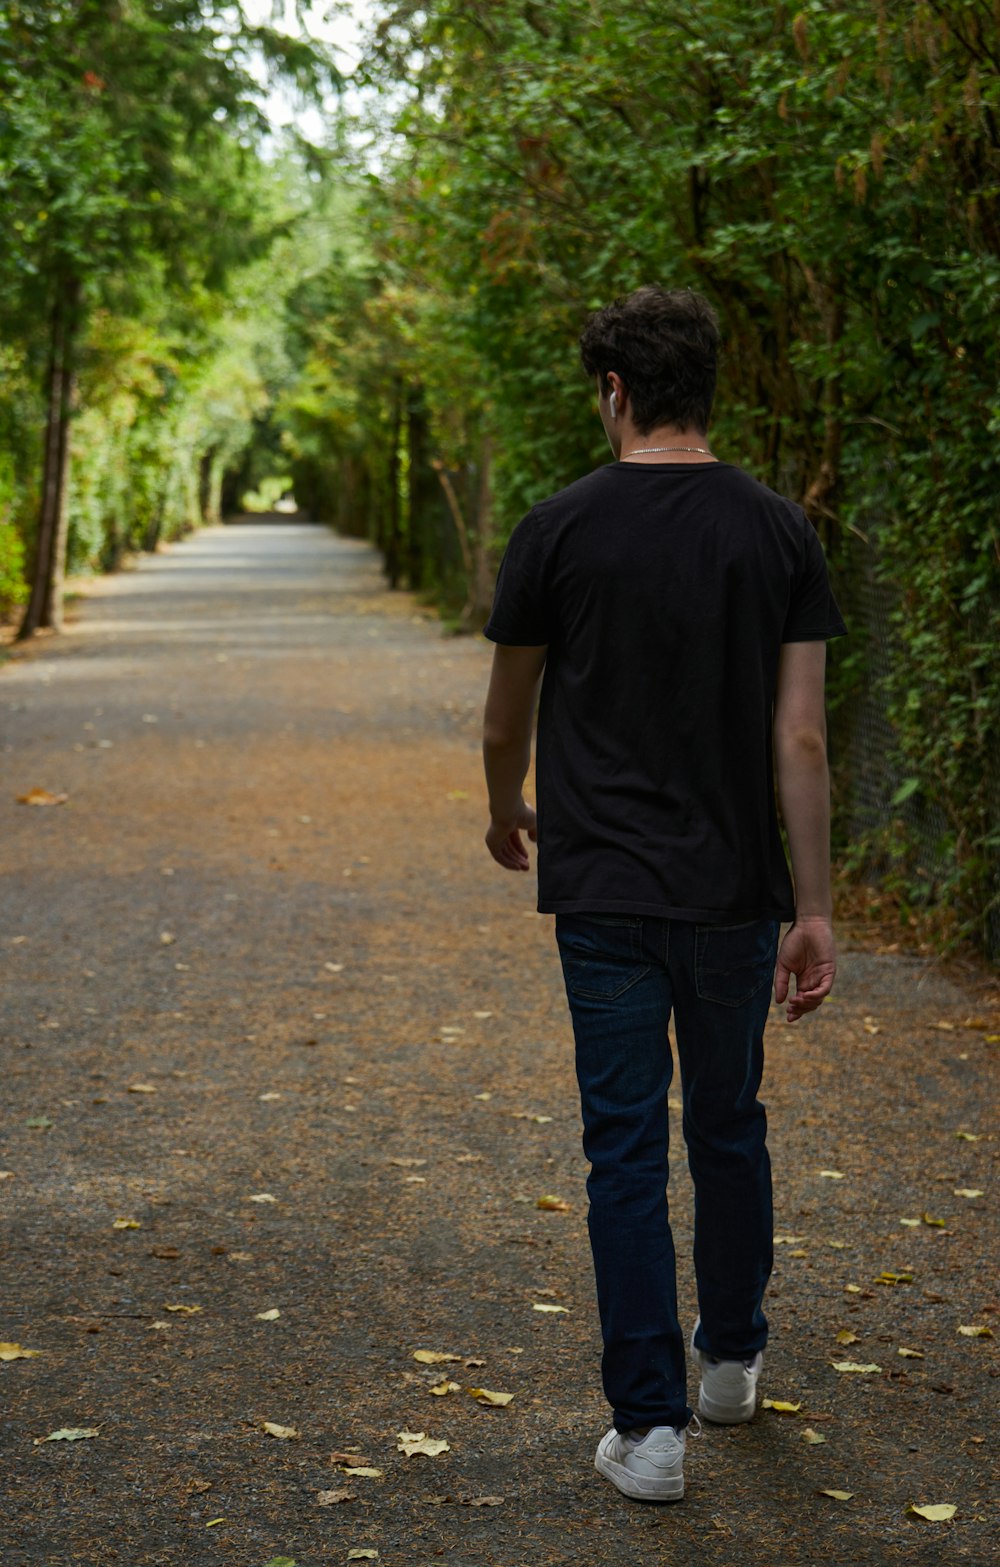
[481,286,846,1501]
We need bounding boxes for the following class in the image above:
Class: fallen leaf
[953,1188,983,1198]
[802,1428,827,1444]
[25,1116,53,1130]
[34,1427,100,1444]
[818,1489,854,1501]
[160,931,175,945]
[473,1092,492,1101]
[957,1324,993,1338]
[205,1518,225,1527]
[262,1421,300,1439]
[473,1010,493,1019]
[875,1271,913,1286]
[512,1112,554,1124]
[774,1234,807,1245]
[17,788,68,806]
[532,1303,569,1314]
[0,1170,14,1180]
[324,962,345,973]
[464,1356,486,1368]
[0,1342,44,1361]
[898,1347,925,1358]
[955,1131,981,1141]
[248,1192,277,1203]
[429,1378,461,1397]
[347,1552,379,1562]
[397,1430,450,1457]
[900,1218,921,1228]
[843,1284,862,1295]
[535,1195,571,1212]
[329,1450,372,1465]
[390,1157,427,1168]
[112,1218,141,1230]
[256,1309,281,1321]
[263,1559,297,1567]
[413,1350,463,1365]
[468,1387,514,1407]
[316,1490,355,1505]
[128,1083,157,1094]
[835,1330,860,1346]
[907,1502,957,1522]
[831,1362,881,1374]
[818,1170,845,1180]
[466,1495,504,1506]
[920,1213,947,1228]
[762,1399,802,1414]
[259,1091,282,1101]
[163,1303,201,1315]
[339,1467,383,1478]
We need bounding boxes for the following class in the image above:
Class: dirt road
[2,518,997,1566]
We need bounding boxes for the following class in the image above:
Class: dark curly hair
[579,286,720,435]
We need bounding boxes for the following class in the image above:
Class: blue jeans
[555,912,780,1433]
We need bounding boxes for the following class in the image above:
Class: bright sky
[238,0,376,141]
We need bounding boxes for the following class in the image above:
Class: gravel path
[2,518,997,1566]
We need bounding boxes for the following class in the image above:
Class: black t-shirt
[483,460,847,922]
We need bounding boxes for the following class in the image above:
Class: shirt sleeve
[782,513,848,643]
[483,508,552,646]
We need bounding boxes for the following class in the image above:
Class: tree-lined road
[1,520,996,1566]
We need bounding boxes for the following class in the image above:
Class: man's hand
[774,916,837,1022]
[485,801,538,872]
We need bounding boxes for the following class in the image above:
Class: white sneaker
[594,1423,688,1501]
[691,1318,763,1424]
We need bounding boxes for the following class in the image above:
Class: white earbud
[609,392,618,418]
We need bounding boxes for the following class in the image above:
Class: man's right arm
[772,640,837,1022]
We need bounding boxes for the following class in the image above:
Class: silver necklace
[622,445,714,458]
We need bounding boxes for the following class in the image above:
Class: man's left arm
[482,643,548,871]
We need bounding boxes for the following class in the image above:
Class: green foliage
[285,0,996,955]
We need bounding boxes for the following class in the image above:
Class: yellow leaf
[819,1489,854,1501]
[957,1324,993,1338]
[535,1195,571,1212]
[468,1387,514,1407]
[818,1170,845,1179]
[160,931,175,945]
[324,961,344,972]
[900,1218,921,1228]
[920,1213,946,1228]
[898,1347,925,1358]
[429,1380,461,1396]
[788,1248,808,1258]
[347,1551,379,1561]
[17,788,68,806]
[844,1284,862,1294]
[831,1362,881,1374]
[774,1234,807,1245]
[762,1399,802,1414]
[532,1303,569,1314]
[473,1092,491,1101]
[955,1131,981,1141]
[396,1430,450,1457]
[262,1421,300,1439]
[875,1271,913,1286]
[0,1342,44,1361]
[413,1350,463,1364]
[248,1192,277,1203]
[802,1428,826,1444]
[473,1010,493,1019]
[128,1083,157,1094]
[953,1188,983,1198]
[164,1304,202,1315]
[205,1518,226,1527]
[512,1112,554,1124]
[390,1157,426,1168]
[339,1467,383,1478]
[256,1309,281,1321]
[112,1218,141,1229]
[34,1427,100,1444]
[835,1330,859,1346]
[907,1502,956,1521]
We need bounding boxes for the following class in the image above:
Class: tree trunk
[463,433,496,625]
[18,275,80,639]
[384,377,404,589]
